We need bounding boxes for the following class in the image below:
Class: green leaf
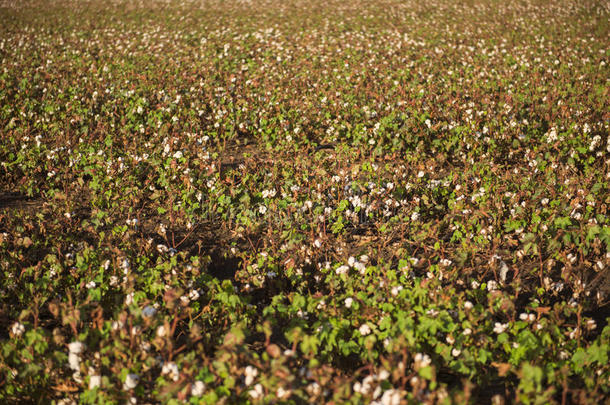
[418,366,434,380]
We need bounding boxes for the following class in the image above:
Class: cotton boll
[68,341,85,354]
[11,322,25,337]
[191,380,205,396]
[68,352,81,371]
[249,384,263,399]
[142,306,157,318]
[244,366,258,386]
[89,375,101,389]
[123,373,139,390]
[381,389,401,405]
[335,265,349,275]
[359,324,371,336]
[498,260,509,282]
[161,362,180,382]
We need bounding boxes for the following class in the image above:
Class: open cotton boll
[142,306,157,318]
[68,353,81,371]
[359,324,371,336]
[68,341,85,354]
[11,322,25,337]
[161,362,180,382]
[123,373,139,390]
[191,380,205,397]
[244,365,258,386]
[89,375,101,389]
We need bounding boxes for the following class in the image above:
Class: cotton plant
[0,0,609,403]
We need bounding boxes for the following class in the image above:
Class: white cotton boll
[307,382,321,396]
[499,260,509,282]
[493,322,507,334]
[68,341,85,354]
[362,376,374,393]
[391,286,403,297]
[157,325,167,337]
[335,265,349,275]
[121,259,130,273]
[191,380,205,396]
[249,383,263,399]
[440,258,452,267]
[414,353,431,368]
[89,375,101,389]
[11,322,25,337]
[161,362,179,382]
[277,387,290,399]
[344,297,353,308]
[244,366,258,386]
[123,373,139,390]
[381,389,401,405]
[72,371,83,384]
[354,261,366,274]
[359,324,371,336]
[189,289,200,301]
[569,328,579,339]
[142,306,157,318]
[68,352,81,371]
